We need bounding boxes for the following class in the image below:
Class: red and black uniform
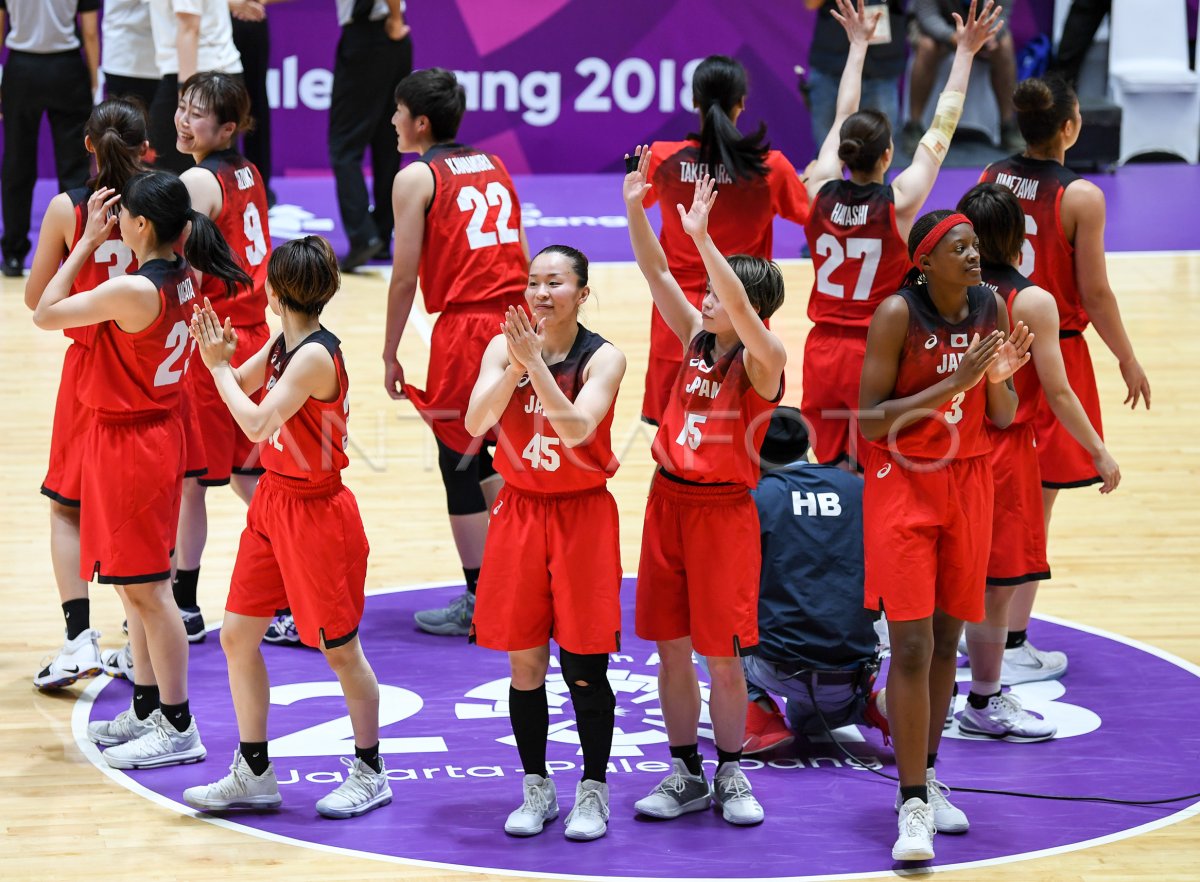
[640,140,808,424]
[78,256,197,583]
[42,187,139,506]
[636,332,782,657]
[981,263,1051,586]
[226,329,370,648]
[981,154,1102,488]
[400,143,528,456]
[190,149,271,486]
[801,179,912,465]
[471,327,622,654]
[861,285,999,622]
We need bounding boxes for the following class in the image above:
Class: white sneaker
[633,758,711,819]
[960,692,1056,742]
[873,615,890,657]
[712,761,764,826]
[33,629,103,689]
[88,703,157,747]
[183,751,282,811]
[101,643,134,680]
[892,798,935,861]
[315,756,392,819]
[564,779,609,841]
[102,710,206,769]
[894,769,969,834]
[504,773,558,835]
[1001,641,1068,685]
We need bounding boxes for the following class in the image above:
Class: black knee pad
[560,649,615,716]
[436,439,490,515]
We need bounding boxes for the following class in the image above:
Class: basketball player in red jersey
[955,183,1118,743]
[859,210,1032,861]
[24,99,151,688]
[464,245,626,841]
[803,0,1002,467]
[33,170,251,769]
[174,72,273,641]
[182,238,391,820]
[639,54,808,426]
[383,68,530,636]
[625,158,786,827]
[980,75,1149,683]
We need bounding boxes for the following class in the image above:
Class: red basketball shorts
[180,381,208,479]
[862,448,992,623]
[80,409,185,584]
[1034,333,1103,488]
[986,423,1050,585]
[189,321,270,486]
[42,342,92,506]
[635,472,760,657]
[471,484,622,655]
[226,472,369,648]
[800,324,869,467]
[403,300,520,454]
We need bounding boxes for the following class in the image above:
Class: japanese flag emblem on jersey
[951,333,969,348]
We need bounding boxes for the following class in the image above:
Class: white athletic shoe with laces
[88,703,157,747]
[564,779,609,840]
[33,629,103,689]
[633,758,711,819]
[894,768,969,833]
[712,761,764,825]
[893,798,936,861]
[960,692,1057,742]
[315,756,392,818]
[101,710,206,769]
[101,643,134,680]
[1001,641,1068,685]
[183,751,282,811]
[504,773,559,835]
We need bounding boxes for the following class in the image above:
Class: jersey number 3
[457,183,520,251]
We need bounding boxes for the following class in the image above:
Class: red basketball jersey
[652,332,781,488]
[259,329,351,481]
[872,285,999,461]
[979,155,1088,332]
[494,326,619,493]
[196,149,270,328]
[64,187,140,347]
[981,262,1043,426]
[643,140,809,297]
[78,256,197,414]
[804,180,911,328]
[418,144,528,313]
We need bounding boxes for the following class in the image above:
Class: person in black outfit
[230,1,274,203]
[0,0,99,276]
[1047,0,1111,88]
[329,0,412,271]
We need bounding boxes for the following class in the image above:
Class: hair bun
[1013,79,1053,113]
[837,137,864,163]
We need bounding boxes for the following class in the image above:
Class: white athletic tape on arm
[918,90,965,164]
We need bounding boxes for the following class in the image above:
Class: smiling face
[921,223,982,287]
[525,252,588,324]
[175,92,236,158]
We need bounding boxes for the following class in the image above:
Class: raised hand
[502,305,544,369]
[81,187,120,249]
[622,144,653,207]
[677,174,718,241]
[189,298,238,370]
[953,0,1004,55]
[987,320,1033,383]
[953,330,1004,390]
[829,0,879,47]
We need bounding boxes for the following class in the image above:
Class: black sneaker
[179,606,207,643]
[2,256,23,277]
[338,237,383,273]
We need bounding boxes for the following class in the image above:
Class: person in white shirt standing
[102,0,160,110]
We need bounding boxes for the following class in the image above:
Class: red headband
[912,213,973,264]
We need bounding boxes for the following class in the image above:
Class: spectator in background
[1047,0,1110,88]
[803,0,906,148]
[330,0,413,272]
[145,0,244,174]
[0,0,99,277]
[740,407,888,753]
[905,0,1023,153]
[102,0,160,110]
[230,0,277,204]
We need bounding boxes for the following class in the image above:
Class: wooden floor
[2,253,1198,880]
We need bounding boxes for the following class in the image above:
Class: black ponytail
[85,98,148,194]
[185,211,252,299]
[689,55,770,182]
[122,171,252,298]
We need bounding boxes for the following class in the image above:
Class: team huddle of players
[26,0,1147,866]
